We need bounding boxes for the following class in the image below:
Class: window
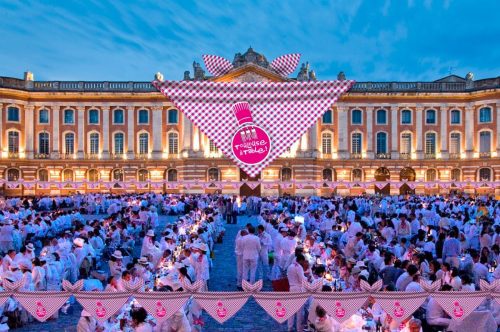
[322,132,332,154]
[208,168,220,181]
[64,109,74,124]
[479,107,492,123]
[138,132,149,154]
[7,107,20,122]
[38,132,50,154]
[376,109,387,125]
[87,169,99,182]
[168,109,178,124]
[425,132,436,155]
[479,168,492,181]
[449,132,461,155]
[38,169,49,182]
[352,169,362,182]
[209,140,218,153]
[138,109,149,124]
[351,109,362,124]
[426,169,437,182]
[322,110,333,124]
[479,131,491,153]
[138,169,149,182]
[88,109,99,124]
[426,110,436,124]
[322,169,333,181]
[167,169,177,182]
[113,109,124,124]
[401,110,412,124]
[376,132,387,154]
[168,132,179,155]
[39,109,49,124]
[112,169,124,181]
[114,133,124,155]
[89,133,99,154]
[7,169,19,181]
[64,133,75,155]
[400,132,412,154]
[7,131,19,153]
[450,110,461,124]
[451,169,461,182]
[281,168,292,181]
[62,169,74,182]
[351,132,362,154]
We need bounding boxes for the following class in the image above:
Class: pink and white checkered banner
[153,79,354,177]
[372,292,428,325]
[431,291,488,322]
[252,291,310,323]
[193,292,251,324]
[14,291,70,322]
[73,291,132,322]
[133,292,191,322]
[311,292,369,324]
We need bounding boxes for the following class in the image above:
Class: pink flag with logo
[193,292,251,324]
[372,292,428,325]
[311,292,368,323]
[431,291,487,321]
[74,291,131,322]
[14,291,70,322]
[133,292,191,322]
[252,292,310,323]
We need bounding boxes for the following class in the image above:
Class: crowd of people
[0,193,499,331]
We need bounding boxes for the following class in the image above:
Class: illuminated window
[400,132,412,154]
[114,133,124,155]
[138,132,149,154]
[322,132,332,154]
[351,132,362,154]
[89,133,99,154]
[168,132,179,154]
[64,133,75,155]
[8,131,19,153]
[281,168,292,181]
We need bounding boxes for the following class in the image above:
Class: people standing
[240,226,261,284]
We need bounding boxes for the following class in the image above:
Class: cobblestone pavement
[12,214,290,331]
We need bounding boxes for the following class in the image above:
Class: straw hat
[112,250,123,260]
[138,257,149,265]
[26,243,35,251]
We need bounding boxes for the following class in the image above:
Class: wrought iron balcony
[424,153,436,159]
[7,152,19,159]
[135,154,149,160]
[84,153,100,160]
[111,153,126,160]
[34,153,50,159]
[375,153,391,159]
[399,153,411,160]
[449,153,461,159]
[351,153,362,159]
[60,153,76,159]
[479,152,491,158]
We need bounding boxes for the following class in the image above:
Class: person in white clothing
[287,254,307,332]
[235,229,247,288]
[257,224,272,280]
[240,226,261,284]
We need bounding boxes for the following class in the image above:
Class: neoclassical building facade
[0,48,499,196]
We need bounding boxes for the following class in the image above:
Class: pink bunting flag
[431,291,488,321]
[202,55,234,77]
[14,291,70,322]
[312,292,368,323]
[372,292,428,325]
[73,291,131,322]
[246,182,260,190]
[134,292,191,322]
[193,292,251,324]
[269,54,301,77]
[252,292,310,323]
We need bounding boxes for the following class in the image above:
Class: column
[415,107,423,159]
[102,107,110,158]
[51,105,60,158]
[127,106,135,159]
[181,113,192,153]
[440,104,448,159]
[152,106,163,158]
[366,107,374,158]
[77,106,85,158]
[308,121,319,157]
[193,126,200,152]
[465,105,474,158]
[337,105,348,158]
[25,105,34,159]
[496,103,500,155]
[390,105,399,159]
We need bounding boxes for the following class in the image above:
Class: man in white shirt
[235,229,247,288]
[287,254,307,332]
[257,225,272,280]
[240,226,261,284]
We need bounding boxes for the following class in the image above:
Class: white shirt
[240,234,261,260]
[287,261,305,290]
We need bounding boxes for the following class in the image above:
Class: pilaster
[465,104,474,158]
[25,105,34,159]
[77,106,85,158]
[390,105,399,159]
[152,106,163,159]
[440,104,449,159]
[127,106,135,159]
[415,106,423,159]
[102,106,110,158]
[51,105,60,158]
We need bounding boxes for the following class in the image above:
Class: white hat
[137,257,148,265]
[146,229,155,237]
[73,238,84,248]
[26,243,35,251]
[355,261,367,269]
[112,250,123,260]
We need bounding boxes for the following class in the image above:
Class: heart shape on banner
[14,291,70,322]
[153,80,354,177]
[372,292,429,325]
[311,292,369,324]
[133,292,191,322]
[252,292,310,323]
[74,291,131,322]
[193,292,251,324]
[431,291,487,322]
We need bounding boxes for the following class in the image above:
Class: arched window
[425,109,436,124]
[400,132,412,155]
[113,132,124,155]
[479,107,492,123]
[376,132,387,154]
[64,109,74,124]
[168,109,178,124]
[138,169,149,182]
[352,169,363,182]
[208,168,220,181]
[281,167,292,181]
[450,110,461,124]
[351,132,362,154]
[209,140,218,153]
[168,132,179,155]
[401,109,412,124]
[138,109,149,124]
[351,109,362,125]
[113,109,124,124]
[376,109,387,124]
[112,169,124,181]
[451,169,461,181]
[62,169,74,182]
[425,132,436,157]
[7,107,20,122]
[138,132,149,155]
[400,167,416,181]
[38,169,49,182]
[39,109,49,124]
[426,169,437,181]
[322,169,333,181]
[479,131,491,154]
[88,109,99,124]
[167,169,177,182]
[374,167,390,181]
[322,132,332,154]
[87,169,99,182]
[322,110,333,124]
[6,169,20,181]
[449,132,461,156]
[479,168,492,181]
[89,132,100,155]
[38,132,50,155]
[7,131,19,153]
[64,132,75,155]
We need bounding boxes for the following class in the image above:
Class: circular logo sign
[231,125,271,165]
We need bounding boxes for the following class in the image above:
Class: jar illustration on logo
[96,301,107,318]
[453,301,464,318]
[35,302,47,318]
[275,301,286,318]
[156,301,167,318]
[230,102,272,166]
[335,302,346,318]
[216,301,227,318]
[393,301,404,318]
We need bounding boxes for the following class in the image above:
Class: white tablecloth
[447,311,497,332]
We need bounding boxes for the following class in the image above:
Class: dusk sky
[1,0,499,82]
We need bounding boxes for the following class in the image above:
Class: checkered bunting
[432,291,488,322]
[252,292,310,323]
[269,53,301,77]
[73,291,131,322]
[14,291,70,322]
[153,79,354,177]
[193,292,251,324]
[311,292,369,324]
[372,292,428,325]
[202,55,234,77]
[133,292,191,322]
